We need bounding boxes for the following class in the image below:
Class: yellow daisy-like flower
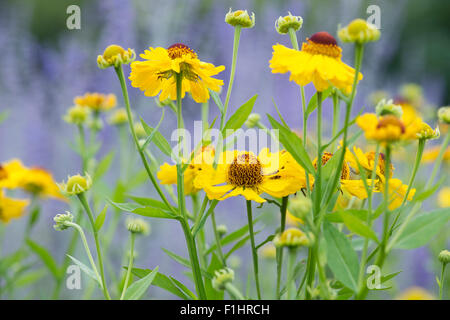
[194,149,307,203]
[422,146,450,163]
[346,147,393,182]
[74,92,117,112]
[438,187,450,208]
[0,189,30,223]
[269,31,362,93]
[129,43,225,103]
[396,287,434,300]
[157,146,215,195]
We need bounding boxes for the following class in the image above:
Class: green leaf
[67,254,101,286]
[323,222,360,292]
[413,176,446,202]
[339,211,379,242]
[381,270,402,284]
[209,90,224,115]
[130,267,194,300]
[222,95,258,137]
[267,114,314,174]
[140,117,173,156]
[140,109,165,151]
[271,98,289,128]
[94,204,108,231]
[204,253,224,300]
[14,268,46,288]
[124,266,159,300]
[393,208,450,249]
[225,232,260,259]
[326,209,369,223]
[127,196,170,211]
[162,248,213,279]
[26,239,61,280]
[306,88,333,116]
[93,151,115,181]
[109,200,177,219]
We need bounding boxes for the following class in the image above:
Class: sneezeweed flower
[97,44,135,69]
[338,18,380,44]
[0,190,29,223]
[416,122,440,140]
[375,99,403,118]
[126,217,151,235]
[438,187,450,208]
[438,106,450,124]
[194,149,308,203]
[438,249,450,264]
[273,228,312,248]
[74,93,117,112]
[212,268,235,291]
[422,146,450,163]
[225,9,255,28]
[53,212,74,231]
[157,146,215,195]
[59,173,92,196]
[108,108,129,126]
[396,287,434,300]
[129,43,225,103]
[270,31,362,93]
[275,12,303,34]
[64,105,90,126]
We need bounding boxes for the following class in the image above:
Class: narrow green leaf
[140,109,165,151]
[124,266,159,300]
[162,248,213,279]
[67,254,101,286]
[93,151,115,181]
[140,117,173,156]
[209,90,224,115]
[413,176,446,202]
[222,95,258,137]
[205,253,224,300]
[109,200,177,219]
[94,204,108,231]
[339,211,379,242]
[306,88,332,116]
[26,239,61,280]
[127,196,170,210]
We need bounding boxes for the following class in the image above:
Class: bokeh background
[0,0,449,299]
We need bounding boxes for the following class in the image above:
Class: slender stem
[225,282,245,300]
[426,130,450,189]
[120,232,135,300]
[315,91,323,215]
[276,196,288,299]
[286,248,297,300]
[331,94,340,152]
[211,211,226,267]
[77,125,87,172]
[246,200,261,299]
[221,26,241,129]
[439,263,447,300]
[77,193,111,300]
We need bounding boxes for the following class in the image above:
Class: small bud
[53,211,74,231]
[217,224,228,237]
[417,123,440,140]
[369,90,389,106]
[438,249,450,264]
[225,9,255,28]
[288,196,312,221]
[438,106,450,124]
[261,244,277,260]
[273,228,313,248]
[245,113,261,128]
[126,217,150,235]
[59,173,92,196]
[134,122,147,139]
[338,18,380,44]
[97,44,136,69]
[375,99,403,118]
[399,83,423,106]
[88,117,104,132]
[275,12,303,34]
[63,105,90,125]
[108,108,129,126]
[228,255,242,269]
[212,268,235,291]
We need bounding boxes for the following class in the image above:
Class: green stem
[211,211,226,267]
[77,125,87,172]
[77,193,111,300]
[331,94,340,152]
[225,282,245,300]
[427,130,450,189]
[120,232,135,300]
[286,248,297,300]
[246,200,261,299]
[439,263,447,300]
[276,196,288,299]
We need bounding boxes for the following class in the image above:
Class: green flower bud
[108,108,129,126]
[228,255,242,269]
[212,268,235,291]
[59,173,92,196]
[245,113,261,128]
[417,123,440,140]
[375,99,403,118]
[338,18,380,44]
[53,211,74,231]
[88,117,104,131]
[438,106,450,124]
[438,250,450,264]
[64,105,90,125]
[217,224,228,237]
[97,44,136,69]
[399,83,423,105]
[134,122,147,139]
[126,217,150,235]
[273,228,313,248]
[225,9,255,28]
[288,196,312,221]
[275,12,303,34]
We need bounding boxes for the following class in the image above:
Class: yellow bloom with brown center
[194,149,307,203]
[422,146,450,163]
[157,146,215,195]
[0,190,29,223]
[129,43,225,103]
[74,92,117,112]
[346,147,393,182]
[438,187,450,208]
[270,31,362,93]
[396,287,434,300]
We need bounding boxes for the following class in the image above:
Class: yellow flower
[157,146,215,195]
[64,105,90,125]
[108,108,129,126]
[396,287,434,300]
[270,31,362,93]
[273,228,312,248]
[194,149,307,203]
[129,43,225,103]
[74,92,117,112]
[0,190,29,223]
[346,147,393,182]
[0,159,24,189]
[338,18,380,44]
[438,187,450,208]
[422,146,450,163]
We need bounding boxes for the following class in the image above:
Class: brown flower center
[227,153,263,187]
[313,152,350,180]
[366,151,394,178]
[302,31,341,58]
[167,43,197,60]
[0,166,7,180]
[376,115,406,133]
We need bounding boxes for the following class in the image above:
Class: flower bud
[88,117,104,132]
[108,108,129,126]
[438,249,450,264]
[245,113,261,128]
[59,173,92,196]
[375,99,403,118]
[212,268,235,291]
[97,44,136,69]
[261,244,277,260]
[288,196,312,221]
[126,217,150,235]
[273,228,313,248]
[438,106,450,124]
[369,90,389,106]
[134,122,147,139]
[64,105,90,125]
[217,224,228,237]
[228,255,242,269]
[275,12,303,34]
[53,211,74,231]
[225,9,255,28]
[417,123,440,140]
[338,18,380,44]
[399,83,423,106]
